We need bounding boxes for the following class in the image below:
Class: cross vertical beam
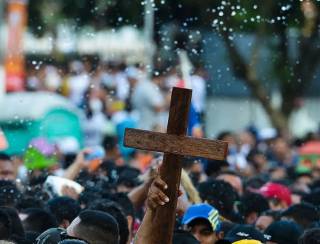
[124,87,228,243]
[150,87,192,244]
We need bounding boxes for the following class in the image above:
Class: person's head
[46,197,81,229]
[0,153,15,181]
[35,227,65,244]
[302,188,320,207]
[67,210,119,244]
[223,224,267,243]
[173,230,200,244]
[294,173,313,189]
[244,176,267,192]
[216,221,236,241]
[247,149,268,172]
[116,166,141,193]
[239,130,256,148]
[89,200,128,244]
[298,228,320,244]
[198,180,239,219]
[237,193,269,225]
[205,160,229,178]
[281,203,320,229]
[35,227,89,244]
[102,136,119,159]
[182,203,221,244]
[0,180,20,207]
[217,172,243,195]
[256,182,292,210]
[1,207,25,240]
[271,137,290,158]
[108,193,135,241]
[22,208,58,234]
[255,210,280,232]
[0,209,11,240]
[265,220,303,244]
[217,131,236,146]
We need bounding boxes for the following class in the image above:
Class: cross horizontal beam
[124,128,228,161]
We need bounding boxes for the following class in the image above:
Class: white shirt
[83,112,107,147]
[131,80,164,130]
[68,73,90,106]
[191,75,206,113]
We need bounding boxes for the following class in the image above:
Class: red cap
[258,182,292,206]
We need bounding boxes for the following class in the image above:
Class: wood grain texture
[124,128,228,160]
[123,87,228,244]
[150,87,191,244]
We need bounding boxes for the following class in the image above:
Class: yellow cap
[233,240,262,244]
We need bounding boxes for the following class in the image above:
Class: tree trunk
[221,31,289,132]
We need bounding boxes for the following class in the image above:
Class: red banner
[5,0,28,92]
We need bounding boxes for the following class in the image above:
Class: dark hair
[198,179,239,217]
[16,195,45,211]
[205,160,229,177]
[0,208,11,240]
[108,193,135,218]
[219,221,236,237]
[116,166,141,190]
[0,181,21,207]
[34,227,65,244]
[238,192,269,219]
[298,228,320,244]
[265,220,303,244]
[0,153,11,161]
[25,231,40,243]
[173,230,200,244]
[302,188,320,207]
[47,197,81,225]
[217,131,233,141]
[75,210,119,244]
[244,176,268,192]
[22,208,58,233]
[281,203,320,229]
[1,207,25,239]
[102,136,118,151]
[89,200,128,244]
[260,210,281,221]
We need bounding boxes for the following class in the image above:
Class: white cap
[258,128,277,141]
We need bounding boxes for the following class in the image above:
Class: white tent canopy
[0,92,82,121]
[1,25,151,63]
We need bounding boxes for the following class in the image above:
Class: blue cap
[182,203,221,232]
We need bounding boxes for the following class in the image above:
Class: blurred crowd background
[0,0,320,244]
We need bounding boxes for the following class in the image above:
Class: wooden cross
[124,87,228,244]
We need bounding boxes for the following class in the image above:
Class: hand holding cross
[125,87,228,244]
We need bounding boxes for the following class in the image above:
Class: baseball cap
[265,220,303,244]
[36,227,90,244]
[224,224,267,243]
[182,203,221,232]
[233,241,262,244]
[35,228,65,244]
[256,182,292,206]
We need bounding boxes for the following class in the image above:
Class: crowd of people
[0,58,320,244]
[25,58,207,142]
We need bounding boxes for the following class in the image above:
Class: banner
[5,0,28,92]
